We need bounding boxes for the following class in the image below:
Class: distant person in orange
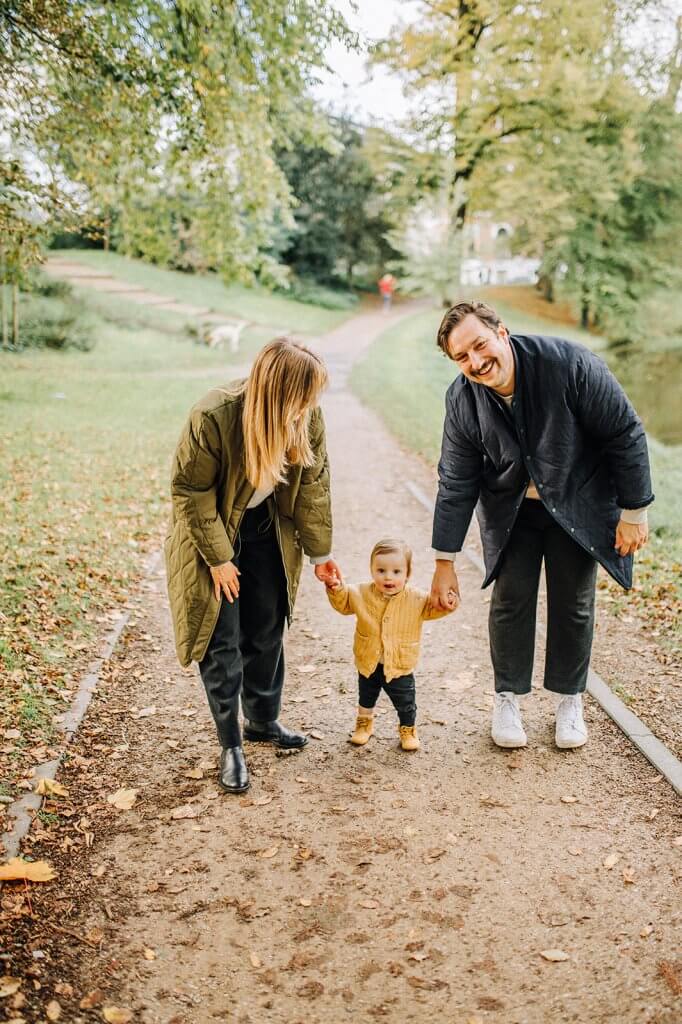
[378,272,397,312]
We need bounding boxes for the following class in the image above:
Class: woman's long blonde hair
[238,337,329,490]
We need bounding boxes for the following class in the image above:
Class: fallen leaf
[107,789,138,811]
[657,960,682,996]
[567,847,583,857]
[0,858,56,882]
[296,847,314,861]
[560,795,578,804]
[253,795,273,806]
[408,952,429,962]
[79,989,105,1009]
[603,853,620,870]
[298,664,317,674]
[46,999,61,1021]
[622,868,636,885]
[359,899,379,909]
[54,983,73,998]
[424,848,446,863]
[299,898,312,907]
[142,948,156,961]
[92,864,107,878]
[170,804,199,820]
[86,927,105,945]
[288,696,307,704]
[647,809,660,821]
[445,833,458,845]
[182,767,203,780]
[310,731,325,740]
[135,706,157,718]
[257,846,279,859]
[640,925,654,938]
[539,949,569,962]
[0,977,21,997]
[313,689,332,698]
[3,729,20,740]
[102,1008,133,1024]
[35,779,69,798]
[249,951,262,969]
[295,776,308,784]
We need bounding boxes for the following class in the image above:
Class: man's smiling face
[445,313,515,396]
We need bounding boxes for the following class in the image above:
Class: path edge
[1,550,164,863]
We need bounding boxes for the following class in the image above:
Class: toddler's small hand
[326,579,342,592]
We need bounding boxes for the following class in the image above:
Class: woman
[165,338,340,794]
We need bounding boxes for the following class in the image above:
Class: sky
[312,0,423,125]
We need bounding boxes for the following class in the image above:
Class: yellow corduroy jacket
[326,582,451,682]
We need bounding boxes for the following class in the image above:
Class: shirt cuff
[433,550,456,561]
[309,553,332,566]
[619,507,649,526]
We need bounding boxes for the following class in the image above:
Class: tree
[373,0,656,302]
[276,118,400,286]
[0,2,355,285]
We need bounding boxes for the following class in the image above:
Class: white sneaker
[491,692,528,748]
[555,694,588,749]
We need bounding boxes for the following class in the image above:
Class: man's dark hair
[436,300,502,355]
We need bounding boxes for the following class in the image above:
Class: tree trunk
[581,299,590,329]
[537,273,554,303]
[12,282,19,348]
[1,284,7,350]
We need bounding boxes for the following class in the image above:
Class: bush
[279,276,359,311]
[17,294,94,352]
[25,267,74,300]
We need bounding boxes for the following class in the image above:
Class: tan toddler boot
[350,714,374,746]
[399,725,420,751]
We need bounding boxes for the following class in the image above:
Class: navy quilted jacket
[432,334,653,589]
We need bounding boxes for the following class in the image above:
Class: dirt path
[5,310,682,1024]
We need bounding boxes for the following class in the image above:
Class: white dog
[202,320,249,353]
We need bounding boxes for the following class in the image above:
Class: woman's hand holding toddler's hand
[314,559,343,588]
[210,561,241,603]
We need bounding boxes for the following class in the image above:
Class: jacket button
[590,546,594,551]
[570,527,575,533]
[551,507,556,513]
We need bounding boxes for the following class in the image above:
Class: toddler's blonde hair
[370,538,412,578]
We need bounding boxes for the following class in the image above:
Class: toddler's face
[371,551,408,596]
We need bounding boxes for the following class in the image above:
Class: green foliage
[276,118,400,286]
[1,1,355,281]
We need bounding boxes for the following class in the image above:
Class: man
[430,301,652,750]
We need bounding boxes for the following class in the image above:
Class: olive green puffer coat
[164,384,333,666]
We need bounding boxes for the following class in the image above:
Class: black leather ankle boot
[219,746,250,793]
[243,720,308,749]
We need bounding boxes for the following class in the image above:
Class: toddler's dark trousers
[489,499,598,696]
[198,501,288,747]
[358,664,417,726]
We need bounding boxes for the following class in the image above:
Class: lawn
[0,277,334,800]
[350,302,681,648]
[49,249,354,335]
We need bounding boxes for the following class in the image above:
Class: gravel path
[6,308,681,1024]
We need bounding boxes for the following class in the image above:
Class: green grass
[49,249,353,334]
[350,303,681,648]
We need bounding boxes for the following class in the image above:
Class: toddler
[326,538,455,751]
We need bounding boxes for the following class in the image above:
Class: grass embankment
[0,260,350,802]
[50,249,354,335]
[350,300,681,651]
